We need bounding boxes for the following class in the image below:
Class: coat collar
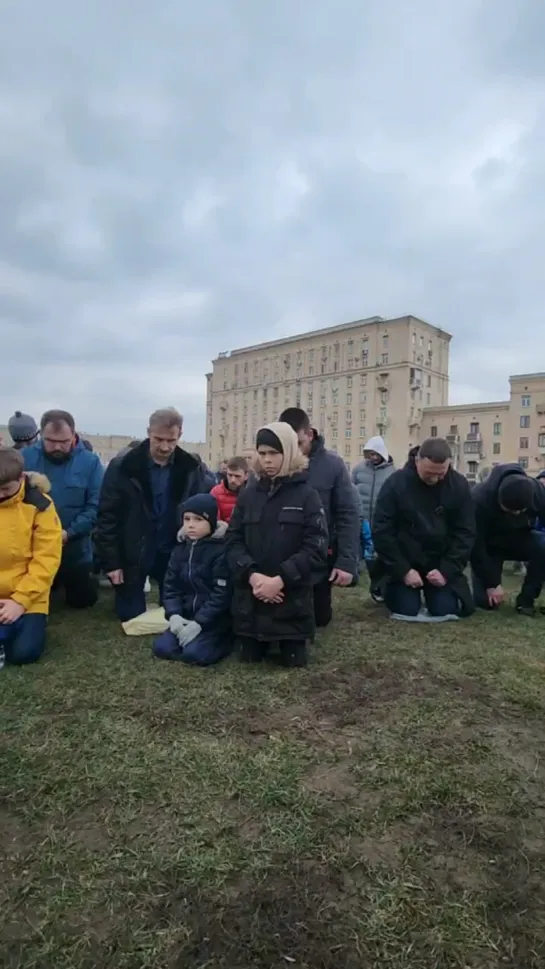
[119,439,199,505]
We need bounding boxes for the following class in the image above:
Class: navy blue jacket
[162,521,231,629]
[95,440,212,583]
[22,437,104,567]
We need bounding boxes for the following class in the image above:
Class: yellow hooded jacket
[0,473,63,615]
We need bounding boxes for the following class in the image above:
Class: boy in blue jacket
[22,409,103,609]
[153,494,232,666]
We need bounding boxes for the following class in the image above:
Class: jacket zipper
[188,541,198,614]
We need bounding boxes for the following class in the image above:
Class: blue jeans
[0,614,47,665]
[153,628,233,666]
[114,552,171,623]
[385,580,460,617]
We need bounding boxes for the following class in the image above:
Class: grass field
[1,582,545,969]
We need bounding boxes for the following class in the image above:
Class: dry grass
[1,581,545,968]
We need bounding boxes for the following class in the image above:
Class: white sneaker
[144,577,151,593]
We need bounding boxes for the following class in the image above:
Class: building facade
[206,314,451,470]
[421,373,545,479]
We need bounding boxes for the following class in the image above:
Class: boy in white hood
[351,436,395,601]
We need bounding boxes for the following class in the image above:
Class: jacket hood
[537,470,545,481]
[25,472,51,494]
[363,435,389,463]
[253,421,308,478]
[478,463,528,498]
[177,519,228,542]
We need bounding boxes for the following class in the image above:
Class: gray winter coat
[352,458,396,522]
[307,436,360,577]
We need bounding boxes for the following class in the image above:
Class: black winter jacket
[471,464,541,588]
[372,463,476,614]
[95,441,212,583]
[306,434,360,576]
[225,471,328,641]
[162,522,231,630]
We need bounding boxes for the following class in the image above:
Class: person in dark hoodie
[95,408,212,621]
[153,493,232,665]
[372,436,475,618]
[279,407,360,627]
[225,422,328,667]
[22,409,104,609]
[351,435,395,602]
[471,463,545,616]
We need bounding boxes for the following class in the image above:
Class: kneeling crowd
[2,404,545,671]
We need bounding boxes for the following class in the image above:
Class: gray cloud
[1,0,544,436]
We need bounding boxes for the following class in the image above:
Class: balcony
[376,372,390,391]
[446,433,460,447]
[466,431,482,443]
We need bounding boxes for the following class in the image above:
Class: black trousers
[471,530,545,609]
[53,563,99,609]
[238,637,308,668]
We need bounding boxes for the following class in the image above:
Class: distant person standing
[210,456,248,523]
[280,407,360,627]
[8,411,39,450]
[21,409,104,609]
[96,408,212,621]
[352,435,395,601]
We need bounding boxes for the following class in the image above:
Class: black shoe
[239,640,268,663]
[370,587,384,604]
[516,602,536,617]
[279,642,308,668]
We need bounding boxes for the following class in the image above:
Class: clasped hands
[403,569,446,588]
[168,615,202,647]
[249,573,284,603]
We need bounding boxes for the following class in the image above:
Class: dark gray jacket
[352,457,396,521]
[307,435,360,576]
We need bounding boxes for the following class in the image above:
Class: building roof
[213,314,452,361]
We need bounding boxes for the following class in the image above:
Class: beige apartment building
[421,372,545,479]
[206,314,451,470]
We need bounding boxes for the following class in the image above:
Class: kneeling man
[372,437,475,618]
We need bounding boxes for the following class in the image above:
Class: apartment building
[421,373,545,479]
[206,314,451,469]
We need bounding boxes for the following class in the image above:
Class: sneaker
[144,577,151,593]
[370,587,384,604]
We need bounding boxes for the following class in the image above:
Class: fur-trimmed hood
[252,421,308,479]
[176,519,228,543]
[25,471,51,494]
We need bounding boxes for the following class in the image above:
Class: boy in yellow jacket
[0,448,62,664]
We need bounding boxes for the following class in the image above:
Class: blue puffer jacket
[21,438,104,567]
[162,521,231,630]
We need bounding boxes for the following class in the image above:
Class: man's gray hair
[148,407,183,431]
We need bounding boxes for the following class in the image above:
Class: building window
[493,442,501,454]
[332,429,338,439]
[381,353,388,365]
[346,393,352,405]
[359,409,366,420]
[450,425,458,435]
[469,422,480,435]
[521,395,531,407]
[412,332,416,345]
[431,426,438,437]
[539,433,545,449]
[520,415,530,428]
[360,392,367,403]
[345,429,351,438]
[493,422,501,435]
[347,376,353,388]
[382,334,388,348]
[346,410,352,421]
[519,437,529,449]
[467,461,478,476]
[426,394,431,406]
[360,374,367,386]
[360,426,366,438]
[519,457,529,469]
[427,375,431,388]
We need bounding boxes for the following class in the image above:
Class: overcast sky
[1,0,543,438]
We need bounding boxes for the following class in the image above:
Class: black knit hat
[256,427,283,453]
[498,475,535,512]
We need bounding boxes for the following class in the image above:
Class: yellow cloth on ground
[121,607,169,636]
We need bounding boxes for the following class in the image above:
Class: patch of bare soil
[64,805,112,852]
[302,760,360,800]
